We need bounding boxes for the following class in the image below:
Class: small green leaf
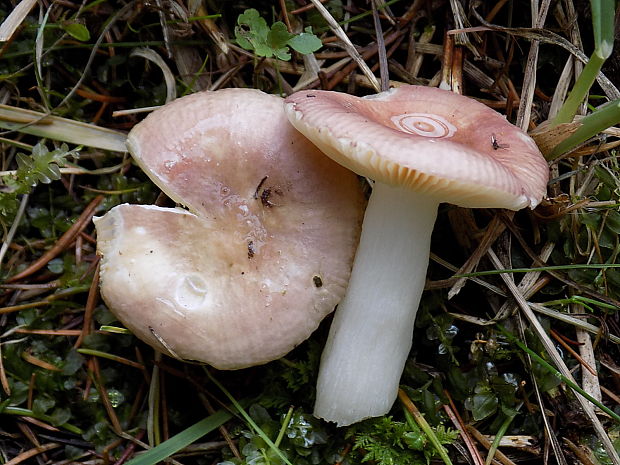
[47,258,64,274]
[235,32,253,51]
[235,8,269,53]
[288,29,322,55]
[62,22,91,42]
[49,407,72,426]
[606,210,620,234]
[253,42,275,58]
[403,431,426,450]
[272,47,291,61]
[62,350,85,376]
[237,8,264,30]
[594,165,619,190]
[267,22,293,49]
[33,397,55,415]
[465,389,498,421]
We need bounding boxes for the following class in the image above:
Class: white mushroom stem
[314,181,439,426]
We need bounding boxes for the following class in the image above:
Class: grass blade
[399,389,454,465]
[591,0,615,59]
[551,0,616,126]
[0,0,37,42]
[455,262,620,277]
[487,249,620,464]
[551,53,605,126]
[3,407,83,434]
[125,408,237,465]
[0,105,127,152]
[485,410,517,465]
[204,368,294,465]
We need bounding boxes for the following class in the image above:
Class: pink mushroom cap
[285,85,549,210]
[95,88,365,369]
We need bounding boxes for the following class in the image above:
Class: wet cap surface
[96,88,365,369]
[285,86,549,210]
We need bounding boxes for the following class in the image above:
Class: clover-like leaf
[465,385,499,421]
[235,8,269,52]
[288,28,323,55]
[267,22,293,50]
[234,9,322,60]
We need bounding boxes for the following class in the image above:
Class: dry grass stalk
[0,0,37,42]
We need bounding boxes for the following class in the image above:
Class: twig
[467,10,620,101]
[371,0,389,91]
[306,0,380,92]
[446,214,506,299]
[562,438,599,465]
[601,385,620,405]
[515,0,551,130]
[278,0,292,32]
[466,426,518,465]
[290,0,328,15]
[0,339,10,395]
[549,328,597,376]
[74,260,100,349]
[443,391,485,465]
[574,310,603,403]
[529,303,620,344]
[4,442,61,465]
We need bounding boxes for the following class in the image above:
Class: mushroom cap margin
[285,86,549,210]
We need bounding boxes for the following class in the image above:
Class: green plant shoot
[551,0,616,126]
[0,143,78,220]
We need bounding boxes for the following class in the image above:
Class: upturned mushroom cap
[285,85,549,210]
[95,88,365,369]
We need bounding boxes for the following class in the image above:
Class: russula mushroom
[284,85,549,426]
[94,88,365,369]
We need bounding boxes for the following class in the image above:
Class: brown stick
[550,329,597,376]
[74,259,100,349]
[443,391,485,465]
[466,425,519,465]
[4,443,61,465]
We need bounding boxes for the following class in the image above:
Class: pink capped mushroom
[94,88,365,369]
[284,85,549,426]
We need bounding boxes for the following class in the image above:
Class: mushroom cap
[95,88,365,369]
[285,85,549,210]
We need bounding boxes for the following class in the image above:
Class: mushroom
[94,88,365,369]
[284,85,549,426]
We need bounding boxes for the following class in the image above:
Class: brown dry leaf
[529,120,581,156]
